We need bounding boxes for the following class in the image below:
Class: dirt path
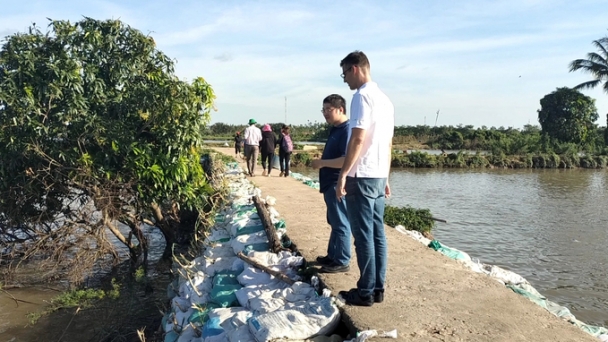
[213,147,595,342]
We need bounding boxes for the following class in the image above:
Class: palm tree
[569,36,608,94]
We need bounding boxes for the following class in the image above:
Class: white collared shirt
[347,82,395,178]
[244,125,262,145]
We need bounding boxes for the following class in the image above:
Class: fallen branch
[252,195,282,253]
[237,252,295,285]
[431,217,447,223]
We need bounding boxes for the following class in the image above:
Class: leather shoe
[339,288,373,306]
[315,255,333,266]
[320,263,350,273]
[374,289,384,303]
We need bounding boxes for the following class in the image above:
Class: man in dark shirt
[311,94,351,273]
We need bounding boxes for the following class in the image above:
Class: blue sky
[2,0,608,128]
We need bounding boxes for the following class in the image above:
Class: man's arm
[339,128,366,179]
[244,127,250,141]
[386,139,392,197]
[335,128,366,200]
[311,156,345,169]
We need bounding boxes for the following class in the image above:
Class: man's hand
[336,176,347,201]
[385,182,391,198]
[311,159,324,169]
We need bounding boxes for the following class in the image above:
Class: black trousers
[261,151,274,173]
[279,152,291,174]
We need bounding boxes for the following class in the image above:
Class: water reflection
[386,168,608,326]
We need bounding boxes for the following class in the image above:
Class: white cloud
[1,0,607,127]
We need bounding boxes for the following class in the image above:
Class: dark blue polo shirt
[319,120,349,193]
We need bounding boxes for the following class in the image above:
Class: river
[292,166,608,326]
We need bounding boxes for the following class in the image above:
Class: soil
[214,147,597,342]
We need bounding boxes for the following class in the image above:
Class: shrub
[384,205,435,234]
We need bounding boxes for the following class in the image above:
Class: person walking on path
[234,131,243,159]
[243,118,262,176]
[336,51,395,306]
[260,124,277,177]
[311,94,351,273]
[276,125,294,177]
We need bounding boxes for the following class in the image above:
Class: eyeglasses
[321,107,336,113]
[340,66,353,79]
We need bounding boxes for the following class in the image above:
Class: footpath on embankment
[212,147,596,342]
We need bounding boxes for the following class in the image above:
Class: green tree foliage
[570,35,608,94]
[0,18,215,281]
[537,87,598,145]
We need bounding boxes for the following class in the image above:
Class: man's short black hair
[340,50,370,70]
[323,94,347,114]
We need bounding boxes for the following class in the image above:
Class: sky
[2,0,608,128]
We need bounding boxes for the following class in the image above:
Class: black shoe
[316,255,333,266]
[374,289,384,303]
[339,288,373,306]
[320,263,350,273]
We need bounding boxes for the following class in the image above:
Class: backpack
[281,134,293,153]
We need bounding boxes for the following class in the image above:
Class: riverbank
[212,147,598,341]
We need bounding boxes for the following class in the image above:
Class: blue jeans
[345,177,387,297]
[323,185,351,266]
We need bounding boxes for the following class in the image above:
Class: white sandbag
[484,265,528,285]
[179,272,213,301]
[177,324,201,342]
[459,259,486,274]
[268,206,280,219]
[231,231,269,254]
[230,217,263,236]
[238,265,276,287]
[204,332,226,342]
[208,307,250,325]
[204,244,235,259]
[278,282,317,302]
[395,225,431,246]
[265,196,277,206]
[164,312,176,332]
[174,307,195,332]
[249,296,286,314]
[246,251,304,268]
[205,256,239,276]
[223,310,254,332]
[248,297,340,342]
[228,324,257,342]
[205,228,231,244]
[235,283,289,308]
[172,296,191,313]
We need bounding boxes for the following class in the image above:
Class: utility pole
[434,110,440,127]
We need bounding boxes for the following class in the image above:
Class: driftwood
[252,195,282,253]
[237,252,295,285]
[431,216,447,223]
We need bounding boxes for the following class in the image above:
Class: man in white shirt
[336,51,395,306]
[243,118,262,176]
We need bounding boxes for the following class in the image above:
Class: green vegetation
[384,205,435,235]
[570,35,608,94]
[538,87,598,145]
[0,18,216,282]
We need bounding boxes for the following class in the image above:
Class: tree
[0,18,216,282]
[537,87,598,144]
[570,35,608,94]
